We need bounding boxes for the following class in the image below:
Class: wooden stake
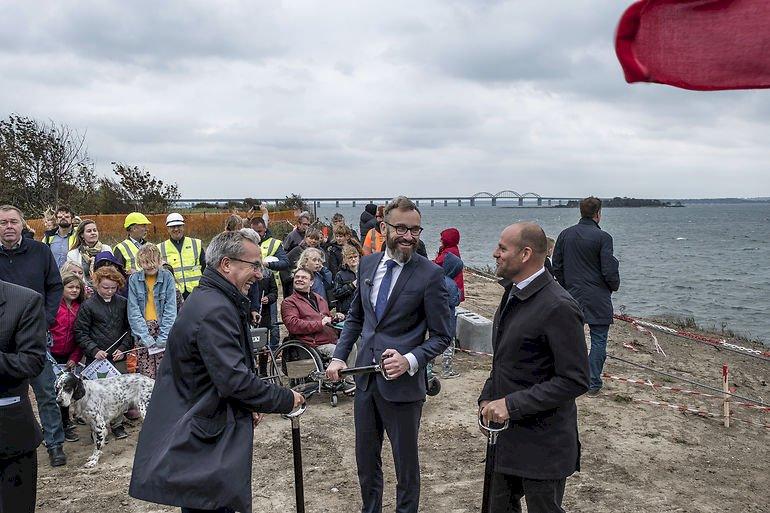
[722,363,730,428]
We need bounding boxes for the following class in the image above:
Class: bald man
[478,222,589,513]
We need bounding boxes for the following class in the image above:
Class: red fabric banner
[615,0,770,90]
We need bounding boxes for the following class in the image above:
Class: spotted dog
[55,372,154,468]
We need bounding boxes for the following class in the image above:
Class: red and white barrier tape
[628,398,770,430]
[632,323,667,356]
[615,314,770,359]
[455,347,493,358]
[602,373,770,413]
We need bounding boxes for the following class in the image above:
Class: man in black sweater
[0,205,66,467]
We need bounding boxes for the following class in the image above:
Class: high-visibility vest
[158,237,203,294]
[363,228,385,255]
[43,230,78,250]
[115,239,142,273]
[261,237,282,287]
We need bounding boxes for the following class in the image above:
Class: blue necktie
[375,260,398,321]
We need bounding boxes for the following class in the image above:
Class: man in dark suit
[327,196,452,513]
[479,222,589,513]
[552,197,620,396]
[0,280,48,513]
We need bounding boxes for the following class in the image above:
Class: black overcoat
[552,218,620,325]
[129,269,295,512]
[478,270,589,480]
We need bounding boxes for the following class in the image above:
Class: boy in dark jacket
[332,245,360,315]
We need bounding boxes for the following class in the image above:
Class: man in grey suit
[0,280,48,513]
[327,196,452,513]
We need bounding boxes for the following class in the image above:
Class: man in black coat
[0,280,47,513]
[0,205,66,467]
[479,222,589,513]
[552,197,620,396]
[130,230,303,513]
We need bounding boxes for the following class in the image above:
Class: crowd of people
[1,194,621,513]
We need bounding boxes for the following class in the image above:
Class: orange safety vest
[363,228,385,255]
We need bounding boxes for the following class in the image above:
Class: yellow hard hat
[124,212,152,229]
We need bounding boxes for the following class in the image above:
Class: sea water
[315,202,770,344]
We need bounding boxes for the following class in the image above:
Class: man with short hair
[479,222,589,513]
[158,213,206,299]
[327,196,452,513]
[251,217,289,350]
[324,213,359,248]
[130,229,304,513]
[0,279,48,512]
[114,212,152,274]
[0,205,66,467]
[282,228,323,298]
[552,196,620,396]
[282,213,311,253]
[42,206,78,268]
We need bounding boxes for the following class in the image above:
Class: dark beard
[58,221,71,229]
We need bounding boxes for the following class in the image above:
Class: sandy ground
[35,273,769,512]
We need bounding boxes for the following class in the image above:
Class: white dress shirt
[514,266,545,290]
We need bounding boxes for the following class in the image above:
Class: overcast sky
[1,1,768,199]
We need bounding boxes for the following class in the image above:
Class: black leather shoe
[48,446,67,467]
[64,424,79,442]
[112,425,128,440]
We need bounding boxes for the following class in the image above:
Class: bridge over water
[175,190,582,209]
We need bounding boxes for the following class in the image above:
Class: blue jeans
[30,357,65,450]
[269,302,280,351]
[588,324,610,391]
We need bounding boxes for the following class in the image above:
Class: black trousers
[355,375,423,513]
[180,507,234,513]
[0,450,37,513]
[489,473,567,513]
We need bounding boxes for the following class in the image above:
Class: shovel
[283,385,316,513]
[478,415,509,513]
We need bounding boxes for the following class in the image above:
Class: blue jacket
[552,218,620,325]
[127,269,177,348]
[311,267,334,304]
[333,252,451,402]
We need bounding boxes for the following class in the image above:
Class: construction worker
[250,216,289,350]
[361,205,386,255]
[158,213,205,299]
[114,212,152,274]
[42,205,78,268]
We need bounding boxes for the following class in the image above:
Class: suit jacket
[0,281,47,458]
[478,270,589,480]
[552,218,620,325]
[333,252,451,403]
[281,291,338,347]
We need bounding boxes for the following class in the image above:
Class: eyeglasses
[229,257,264,272]
[384,222,423,236]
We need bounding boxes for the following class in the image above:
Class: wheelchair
[252,326,353,407]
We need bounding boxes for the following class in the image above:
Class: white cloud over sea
[1,0,768,199]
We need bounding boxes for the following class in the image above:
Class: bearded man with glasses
[327,196,452,513]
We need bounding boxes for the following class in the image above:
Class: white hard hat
[165,213,185,227]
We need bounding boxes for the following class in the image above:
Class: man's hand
[480,398,510,424]
[333,312,345,322]
[252,412,265,429]
[94,350,108,360]
[326,359,347,381]
[65,360,77,370]
[112,349,124,361]
[321,316,333,326]
[261,296,269,305]
[291,390,305,409]
[381,349,409,379]
[250,311,260,326]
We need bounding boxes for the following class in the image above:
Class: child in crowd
[50,272,86,442]
[435,227,465,302]
[128,245,177,379]
[75,266,132,439]
[326,224,363,278]
[296,247,334,304]
[439,252,463,379]
[333,244,360,316]
[61,260,93,298]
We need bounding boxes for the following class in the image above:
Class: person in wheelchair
[281,268,355,366]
